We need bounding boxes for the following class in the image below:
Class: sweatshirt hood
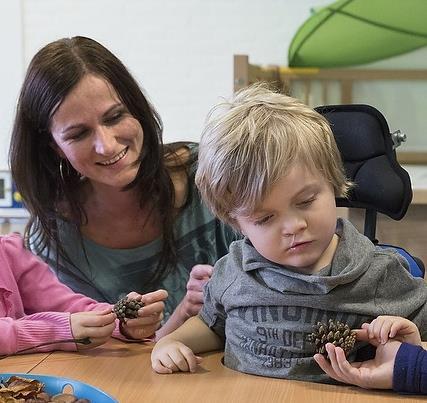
[242,218,375,295]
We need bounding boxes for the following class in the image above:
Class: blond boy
[151,85,427,383]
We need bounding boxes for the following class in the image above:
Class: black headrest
[315,104,412,220]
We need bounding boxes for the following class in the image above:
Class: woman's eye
[254,215,273,226]
[106,111,123,124]
[67,129,88,141]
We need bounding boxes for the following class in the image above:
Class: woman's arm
[155,264,213,340]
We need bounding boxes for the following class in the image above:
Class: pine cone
[307,319,356,358]
[112,297,144,323]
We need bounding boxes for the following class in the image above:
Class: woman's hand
[179,264,213,319]
[314,330,402,389]
[70,308,116,350]
[154,265,213,340]
[119,289,168,340]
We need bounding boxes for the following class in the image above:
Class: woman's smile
[97,146,129,166]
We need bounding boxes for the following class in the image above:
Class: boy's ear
[234,223,246,236]
[49,141,66,159]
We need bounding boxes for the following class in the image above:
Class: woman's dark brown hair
[9,36,187,287]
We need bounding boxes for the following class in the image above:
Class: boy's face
[236,162,338,273]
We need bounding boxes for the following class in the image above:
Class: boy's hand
[360,315,422,346]
[70,308,116,350]
[151,340,202,374]
[119,289,168,340]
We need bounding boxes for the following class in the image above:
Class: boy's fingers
[354,328,369,341]
[354,329,380,347]
[182,349,200,373]
[380,321,392,344]
[152,359,173,374]
[168,351,190,372]
[389,322,400,338]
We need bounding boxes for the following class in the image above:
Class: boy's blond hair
[195,84,352,229]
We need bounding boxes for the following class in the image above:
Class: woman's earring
[59,158,85,183]
[59,158,67,183]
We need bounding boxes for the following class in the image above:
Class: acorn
[307,319,356,358]
[112,297,144,323]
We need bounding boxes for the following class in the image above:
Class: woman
[9,36,237,339]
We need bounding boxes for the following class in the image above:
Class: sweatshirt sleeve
[198,254,232,342]
[393,343,427,394]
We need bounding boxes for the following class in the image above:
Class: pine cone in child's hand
[307,319,357,358]
[113,297,144,324]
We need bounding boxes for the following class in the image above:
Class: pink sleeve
[0,313,76,355]
[3,235,111,315]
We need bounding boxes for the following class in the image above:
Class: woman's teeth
[98,147,128,166]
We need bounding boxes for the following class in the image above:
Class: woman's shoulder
[164,142,199,209]
[163,142,198,168]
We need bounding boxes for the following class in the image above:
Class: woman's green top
[33,145,238,320]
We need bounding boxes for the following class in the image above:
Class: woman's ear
[49,141,66,159]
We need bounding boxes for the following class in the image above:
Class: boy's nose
[281,216,307,237]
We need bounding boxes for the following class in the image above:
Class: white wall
[0,0,426,170]
[0,2,23,170]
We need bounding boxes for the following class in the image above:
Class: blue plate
[0,373,117,402]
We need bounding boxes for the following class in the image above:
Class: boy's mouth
[289,241,311,250]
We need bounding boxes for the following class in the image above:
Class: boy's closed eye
[254,214,273,226]
[297,195,317,208]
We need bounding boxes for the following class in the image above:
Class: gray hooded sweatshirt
[199,218,427,383]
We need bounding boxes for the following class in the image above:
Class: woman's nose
[94,126,116,155]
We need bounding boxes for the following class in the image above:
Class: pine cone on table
[308,319,357,358]
[112,297,144,324]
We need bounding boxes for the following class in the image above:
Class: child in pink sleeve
[0,234,167,355]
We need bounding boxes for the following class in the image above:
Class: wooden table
[1,340,426,403]
[0,352,49,374]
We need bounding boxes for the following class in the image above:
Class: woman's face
[50,74,144,190]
